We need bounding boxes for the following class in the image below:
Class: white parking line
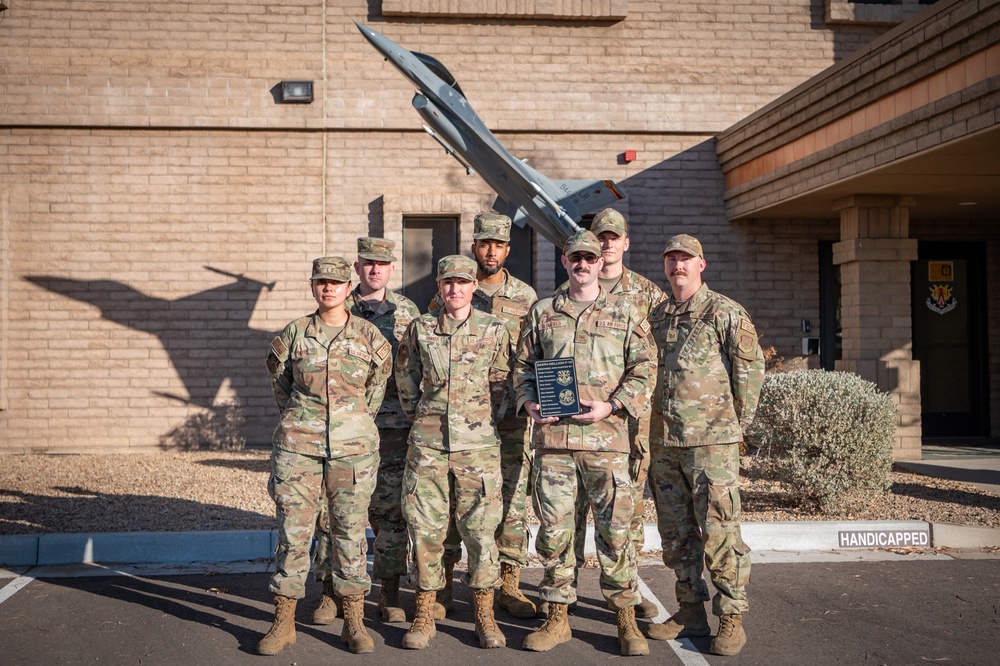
[0,574,35,604]
[637,575,712,666]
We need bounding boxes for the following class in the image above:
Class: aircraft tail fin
[492,196,530,228]
[552,179,626,218]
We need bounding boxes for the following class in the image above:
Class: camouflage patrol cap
[590,208,628,237]
[357,236,397,262]
[310,256,352,282]
[473,213,512,242]
[661,234,704,259]
[436,254,477,281]
[563,230,602,257]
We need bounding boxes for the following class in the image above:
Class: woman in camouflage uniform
[259,256,392,656]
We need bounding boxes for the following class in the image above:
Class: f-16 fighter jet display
[354,20,625,247]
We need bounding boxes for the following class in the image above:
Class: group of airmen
[262,208,766,657]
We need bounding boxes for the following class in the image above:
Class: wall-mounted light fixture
[279,81,314,104]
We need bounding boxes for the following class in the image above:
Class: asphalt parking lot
[1,556,998,665]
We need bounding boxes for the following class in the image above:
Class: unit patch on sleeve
[374,339,391,363]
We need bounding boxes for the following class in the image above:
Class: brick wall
[0,2,907,451]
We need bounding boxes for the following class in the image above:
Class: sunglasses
[567,253,600,264]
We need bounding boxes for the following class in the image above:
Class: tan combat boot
[340,594,375,654]
[377,575,407,623]
[312,578,340,625]
[257,595,297,656]
[523,601,572,652]
[634,594,659,619]
[617,605,650,656]
[646,601,711,640]
[472,588,506,649]
[710,614,746,656]
[402,589,437,650]
[498,562,536,618]
[433,561,455,619]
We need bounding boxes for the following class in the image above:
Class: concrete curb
[0,530,278,567]
[3,521,998,567]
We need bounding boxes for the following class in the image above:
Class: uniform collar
[306,310,361,342]
[552,285,607,319]
[669,282,710,314]
[474,268,512,302]
[350,286,397,317]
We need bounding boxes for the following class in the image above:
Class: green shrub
[745,370,896,515]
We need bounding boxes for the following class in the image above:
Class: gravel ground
[2,449,999,535]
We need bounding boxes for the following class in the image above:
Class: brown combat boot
[617,606,650,656]
[402,589,437,650]
[523,601,572,652]
[634,594,659,619]
[340,594,375,654]
[497,562,536,618]
[377,575,407,623]
[646,601,711,640]
[257,595,297,655]
[433,561,455,619]
[472,588,506,649]
[710,614,746,656]
[312,578,340,625]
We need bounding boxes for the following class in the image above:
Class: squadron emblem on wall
[926,284,957,315]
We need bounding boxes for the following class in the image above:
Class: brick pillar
[832,195,921,460]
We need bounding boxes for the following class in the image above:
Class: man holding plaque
[565,208,667,619]
[514,230,655,657]
[645,234,764,656]
[427,213,538,619]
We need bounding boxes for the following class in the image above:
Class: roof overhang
[716,0,1000,222]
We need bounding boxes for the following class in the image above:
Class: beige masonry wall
[0,2,898,451]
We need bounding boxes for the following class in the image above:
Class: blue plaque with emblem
[535,357,581,419]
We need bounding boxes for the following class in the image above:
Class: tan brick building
[1,0,996,457]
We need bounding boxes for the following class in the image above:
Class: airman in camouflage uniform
[514,231,654,657]
[645,234,765,657]
[563,208,666,619]
[311,237,420,626]
[428,213,539,618]
[396,254,512,650]
[260,256,392,656]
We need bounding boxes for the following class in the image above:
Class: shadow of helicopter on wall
[25,267,277,449]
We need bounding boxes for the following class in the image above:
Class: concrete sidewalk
[5,450,999,570]
[3,519,1000,569]
[896,456,1000,496]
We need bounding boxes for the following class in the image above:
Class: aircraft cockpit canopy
[414,52,465,97]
